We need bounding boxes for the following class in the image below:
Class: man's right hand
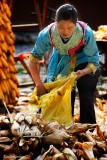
[36,84,47,96]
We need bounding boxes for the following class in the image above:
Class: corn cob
[0,1,20,105]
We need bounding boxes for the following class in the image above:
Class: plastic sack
[29,72,77,126]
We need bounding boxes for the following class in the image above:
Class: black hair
[55,4,78,24]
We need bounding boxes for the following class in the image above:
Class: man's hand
[75,66,94,79]
[75,70,85,79]
[36,84,47,96]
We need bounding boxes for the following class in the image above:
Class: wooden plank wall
[11,0,107,30]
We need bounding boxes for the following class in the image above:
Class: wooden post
[42,0,48,27]
[34,0,42,30]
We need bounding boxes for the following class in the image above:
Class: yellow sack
[29,72,77,126]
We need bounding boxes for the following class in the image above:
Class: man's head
[55,4,78,24]
[55,4,78,38]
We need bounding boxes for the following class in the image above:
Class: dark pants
[71,63,100,124]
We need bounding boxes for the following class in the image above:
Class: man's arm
[76,25,99,79]
[28,26,52,94]
[28,60,47,95]
[75,65,96,79]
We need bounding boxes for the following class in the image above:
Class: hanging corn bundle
[0,0,20,104]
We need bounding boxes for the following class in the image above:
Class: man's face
[56,20,76,38]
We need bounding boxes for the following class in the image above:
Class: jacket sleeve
[83,25,99,72]
[29,26,51,63]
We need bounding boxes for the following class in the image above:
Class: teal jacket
[31,22,99,82]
